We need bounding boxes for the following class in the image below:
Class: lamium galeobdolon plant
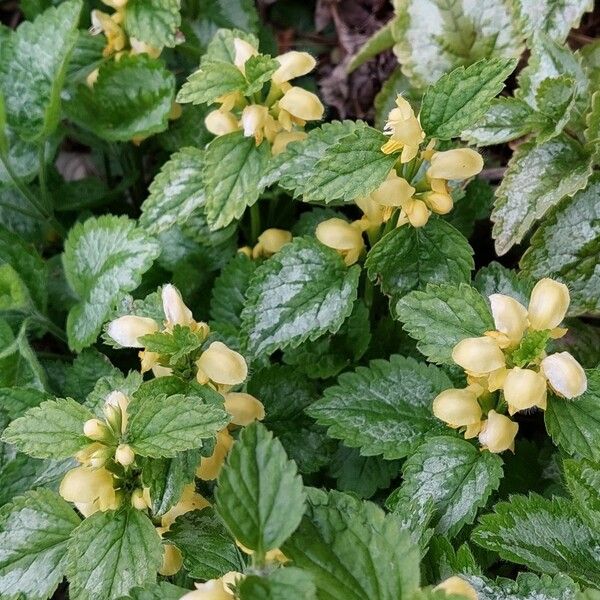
[0,1,600,600]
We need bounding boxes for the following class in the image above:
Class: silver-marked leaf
[125,0,181,48]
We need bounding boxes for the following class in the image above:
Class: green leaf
[203,131,270,229]
[140,325,205,365]
[62,350,119,404]
[420,58,516,140]
[469,572,580,600]
[210,254,257,329]
[140,147,205,234]
[117,581,189,600]
[491,134,592,256]
[462,98,535,146]
[365,218,473,303]
[0,0,82,141]
[520,174,600,315]
[564,459,600,527]
[347,21,395,73]
[66,507,162,600]
[0,387,50,421]
[177,61,246,105]
[127,393,229,458]
[200,28,259,64]
[2,398,93,459]
[0,489,80,600]
[63,215,160,352]
[391,0,522,89]
[163,507,245,579]
[239,568,317,600]
[216,422,306,552]
[241,237,360,356]
[534,75,578,142]
[445,177,494,238]
[544,368,600,462]
[516,34,588,112]
[389,436,503,537]
[244,55,279,95]
[584,91,600,163]
[514,0,593,42]
[125,0,181,48]
[395,283,494,364]
[282,489,421,600]
[262,120,363,194]
[140,449,200,516]
[472,494,600,587]
[65,55,176,142]
[0,320,46,390]
[303,126,397,203]
[309,355,451,459]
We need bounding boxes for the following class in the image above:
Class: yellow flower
[315,218,365,266]
[478,410,518,453]
[370,171,416,208]
[355,195,385,230]
[101,0,128,8]
[528,278,570,331]
[423,178,453,215]
[161,484,211,529]
[541,352,587,398]
[180,573,242,599]
[236,540,287,563]
[426,148,484,180]
[241,104,269,143]
[233,38,258,72]
[271,130,307,155]
[106,315,159,348]
[252,228,292,258]
[489,294,529,347]
[381,96,424,162]
[272,51,316,85]
[205,110,239,136]
[432,387,482,435]
[59,466,119,516]
[197,430,234,481]
[196,341,248,387]
[503,367,547,415]
[278,87,324,123]
[162,284,194,328]
[434,576,478,600]
[131,488,150,510]
[452,337,505,375]
[90,10,126,57]
[129,37,161,58]
[223,392,265,426]
[159,541,183,576]
[397,198,431,228]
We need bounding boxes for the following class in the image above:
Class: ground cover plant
[0,0,599,599]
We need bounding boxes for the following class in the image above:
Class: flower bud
[233,37,257,71]
[106,315,159,348]
[426,148,484,180]
[452,337,505,375]
[316,218,365,266]
[279,87,324,121]
[271,131,307,155]
[424,192,453,214]
[503,367,547,415]
[432,388,482,429]
[272,51,316,85]
[181,576,239,600]
[434,576,478,600]
[83,419,113,443]
[241,104,268,140]
[528,278,570,331]
[478,410,518,453]
[255,228,292,256]
[370,172,415,207]
[541,352,587,399]
[489,294,528,346]
[159,543,183,576]
[224,392,265,426]
[162,284,193,327]
[115,443,135,467]
[404,198,430,228]
[205,110,239,136]
[197,430,234,481]
[161,483,210,529]
[196,341,248,386]
[131,488,149,510]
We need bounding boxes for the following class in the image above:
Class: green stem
[38,143,51,210]
[250,202,261,243]
[34,313,68,344]
[0,152,66,237]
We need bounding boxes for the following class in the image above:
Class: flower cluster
[433,278,587,453]
[204,38,324,155]
[357,96,483,229]
[87,0,168,87]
